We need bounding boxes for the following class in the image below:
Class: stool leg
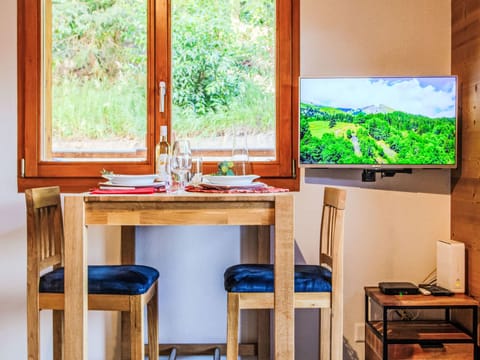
[130,296,144,360]
[147,282,159,360]
[213,347,221,360]
[319,308,331,360]
[168,347,177,360]
[226,293,240,360]
[27,308,40,360]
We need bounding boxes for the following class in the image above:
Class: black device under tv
[379,282,419,295]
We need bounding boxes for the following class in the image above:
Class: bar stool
[25,186,159,359]
[223,187,346,359]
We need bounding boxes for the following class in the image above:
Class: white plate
[102,174,160,186]
[202,175,260,186]
[99,181,165,189]
[199,181,266,190]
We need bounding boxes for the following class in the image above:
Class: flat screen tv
[299,76,457,169]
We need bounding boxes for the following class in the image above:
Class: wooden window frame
[17,0,299,192]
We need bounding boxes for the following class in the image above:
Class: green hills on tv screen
[299,77,457,167]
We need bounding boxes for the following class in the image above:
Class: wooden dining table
[62,191,295,359]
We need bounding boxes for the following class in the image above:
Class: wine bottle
[155,125,170,184]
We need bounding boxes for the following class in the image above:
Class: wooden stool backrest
[319,186,346,347]
[25,186,64,274]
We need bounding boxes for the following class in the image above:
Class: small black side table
[365,286,479,360]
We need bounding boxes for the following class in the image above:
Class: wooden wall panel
[452,0,480,301]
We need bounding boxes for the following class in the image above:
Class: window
[17,0,299,192]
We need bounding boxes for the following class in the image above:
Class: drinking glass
[170,140,192,192]
[189,157,203,185]
[232,131,249,175]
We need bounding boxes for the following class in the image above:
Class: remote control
[418,284,453,296]
[418,287,431,295]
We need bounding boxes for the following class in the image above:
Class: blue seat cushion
[224,264,332,293]
[39,265,159,295]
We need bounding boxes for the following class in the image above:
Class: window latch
[159,81,166,113]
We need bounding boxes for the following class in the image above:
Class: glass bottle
[155,125,170,184]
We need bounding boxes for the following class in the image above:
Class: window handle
[159,81,166,113]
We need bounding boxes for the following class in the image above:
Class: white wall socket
[354,322,365,342]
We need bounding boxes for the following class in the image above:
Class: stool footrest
[151,343,257,356]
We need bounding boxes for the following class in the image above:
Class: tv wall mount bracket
[361,168,412,182]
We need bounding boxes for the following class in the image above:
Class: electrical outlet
[354,322,365,342]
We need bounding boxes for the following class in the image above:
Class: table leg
[121,226,136,360]
[274,195,295,359]
[63,195,87,360]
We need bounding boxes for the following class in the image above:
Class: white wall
[0,0,29,356]
[298,0,451,358]
[0,0,451,359]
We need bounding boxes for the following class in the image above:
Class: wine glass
[170,139,192,192]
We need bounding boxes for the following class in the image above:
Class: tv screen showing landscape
[299,76,457,168]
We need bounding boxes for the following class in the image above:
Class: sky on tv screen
[301,77,456,119]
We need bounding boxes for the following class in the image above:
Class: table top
[84,191,289,202]
[365,286,479,307]
[78,192,294,226]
